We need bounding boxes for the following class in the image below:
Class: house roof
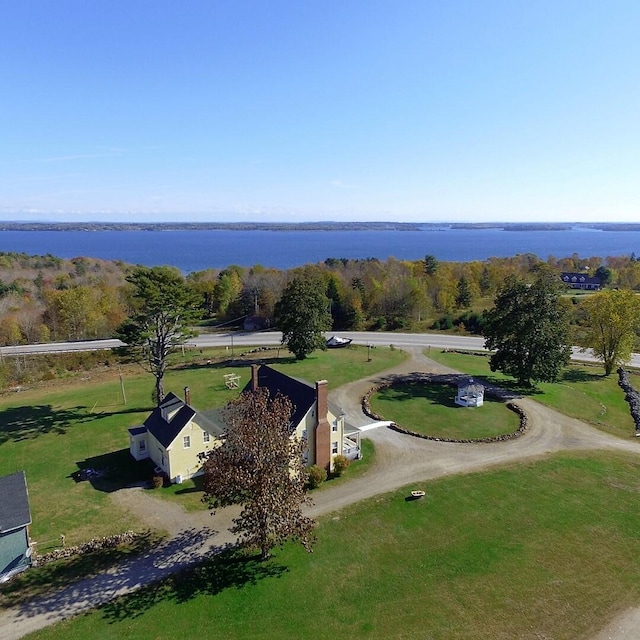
[0,471,31,533]
[142,391,224,448]
[144,392,195,448]
[242,365,316,430]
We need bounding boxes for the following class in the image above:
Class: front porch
[343,425,362,460]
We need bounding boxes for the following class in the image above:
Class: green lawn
[0,345,406,546]
[426,350,636,438]
[22,451,640,640]
[370,380,520,439]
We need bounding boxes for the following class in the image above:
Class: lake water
[0,228,638,272]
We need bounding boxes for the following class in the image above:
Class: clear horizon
[2,2,639,224]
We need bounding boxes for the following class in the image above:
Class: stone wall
[33,530,145,566]
[617,367,640,434]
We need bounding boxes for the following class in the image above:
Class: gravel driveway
[2,347,639,640]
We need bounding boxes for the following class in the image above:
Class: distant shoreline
[1,221,639,232]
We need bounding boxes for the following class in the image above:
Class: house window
[183,435,191,449]
[138,440,146,452]
[332,442,338,454]
[203,431,210,443]
[301,429,307,440]
[332,420,338,432]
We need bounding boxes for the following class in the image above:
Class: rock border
[33,530,146,566]
[617,367,640,435]
[362,372,528,444]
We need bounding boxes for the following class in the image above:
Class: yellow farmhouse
[128,364,361,484]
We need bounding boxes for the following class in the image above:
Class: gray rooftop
[0,471,32,533]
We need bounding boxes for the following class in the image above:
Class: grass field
[426,349,636,438]
[21,451,640,640]
[0,345,406,546]
[370,380,520,439]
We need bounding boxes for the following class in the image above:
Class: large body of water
[0,228,638,272]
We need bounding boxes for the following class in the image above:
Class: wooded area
[0,250,639,387]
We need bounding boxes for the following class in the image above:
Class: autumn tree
[275,274,331,359]
[116,266,202,404]
[201,388,315,560]
[482,269,572,386]
[583,289,640,375]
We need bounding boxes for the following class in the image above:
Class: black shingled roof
[143,392,197,448]
[0,471,31,533]
[242,365,316,430]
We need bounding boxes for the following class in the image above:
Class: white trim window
[183,435,191,449]
[203,431,210,443]
[332,442,338,454]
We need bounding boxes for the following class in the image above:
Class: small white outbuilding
[455,378,484,407]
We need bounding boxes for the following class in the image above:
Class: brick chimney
[250,364,260,391]
[314,380,331,471]
[184,386,191,406]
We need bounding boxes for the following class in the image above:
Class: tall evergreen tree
[423,254,439,276]
[482,269,571,386]
[275,275,332,360]
[116,266,202,404]
[455,275,473,309]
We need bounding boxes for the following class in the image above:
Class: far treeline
[0,250,639,385]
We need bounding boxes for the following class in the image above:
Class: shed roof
[0,471,32,533]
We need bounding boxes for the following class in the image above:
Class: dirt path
[2,347,639,640]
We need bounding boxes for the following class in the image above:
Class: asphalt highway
[1,330,639,368]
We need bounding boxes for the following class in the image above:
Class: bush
[306,464,327,489]
[151,475,164,489]
[332,454,350,477]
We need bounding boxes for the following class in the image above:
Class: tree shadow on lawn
[174,355,296,373]
[0,531,160,607]
[99,548,288,623]
[0,404,152,446]
[374,371,530,401]
[13,528,274,622]
[560,368,605,384]
[173,475,206,495]
[378,380,461,408]
[0,404,91,445]
[71,449,156,492]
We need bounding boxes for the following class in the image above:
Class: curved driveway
[1,347,639,640]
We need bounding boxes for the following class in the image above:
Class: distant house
[245,364,361,472]
[560,272,601,290]
[128,388,225,484]
[455,378,484,408]
[0,471,32,582]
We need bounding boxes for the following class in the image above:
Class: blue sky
[1,1,639,223]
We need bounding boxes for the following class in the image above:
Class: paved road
[2,331,639,368]
[1,347,639,639]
